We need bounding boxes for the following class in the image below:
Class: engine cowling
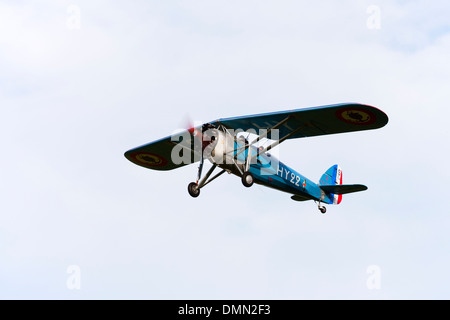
[202,129,235,166]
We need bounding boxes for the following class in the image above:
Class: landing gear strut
[187,159,227,199]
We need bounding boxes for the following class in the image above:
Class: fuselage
[209,135,331,203]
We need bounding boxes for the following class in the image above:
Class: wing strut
[232,115,291,159]
[240,122,309,188]
[252,124,307,161]
[225,115,292,178]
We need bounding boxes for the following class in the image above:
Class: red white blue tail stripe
[333,165,343,205]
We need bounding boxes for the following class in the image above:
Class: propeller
[182,114,201,137]
[180,115,204,158]
[182,115,205,183]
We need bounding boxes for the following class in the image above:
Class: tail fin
[319,165,343,204]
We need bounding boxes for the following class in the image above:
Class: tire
[241,172,254,188]
[188,182,200,198]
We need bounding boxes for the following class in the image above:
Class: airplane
[124,103,388,213]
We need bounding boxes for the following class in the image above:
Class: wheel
[319,206,326,214]
[188,182,200,198]
[241,172,254,188]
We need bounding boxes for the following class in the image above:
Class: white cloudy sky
[1,0,449,299]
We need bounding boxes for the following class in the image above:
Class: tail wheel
[188,182,200,198]
[241,172,254,188]
[319,206,326,214]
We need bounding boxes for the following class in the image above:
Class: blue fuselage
[218,143,332,204]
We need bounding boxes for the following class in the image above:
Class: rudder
[319,165,343,204]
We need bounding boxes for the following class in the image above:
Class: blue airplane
[125,103,388,213]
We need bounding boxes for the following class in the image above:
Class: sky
[0,0,449,299]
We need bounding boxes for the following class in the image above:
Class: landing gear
[316,201,326,214]
[187,153,227,199]
[186,121,261,197]
[241,172,254,188]
[188,182,200,198]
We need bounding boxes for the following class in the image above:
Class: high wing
[124,132,199,171]
[210,103,388,140]
[124,103,388,171]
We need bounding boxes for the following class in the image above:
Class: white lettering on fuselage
[277,165,301,187]
[284,169,290,180]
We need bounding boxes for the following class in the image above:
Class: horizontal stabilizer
[320,184,367,195]
[291,194,314,202]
